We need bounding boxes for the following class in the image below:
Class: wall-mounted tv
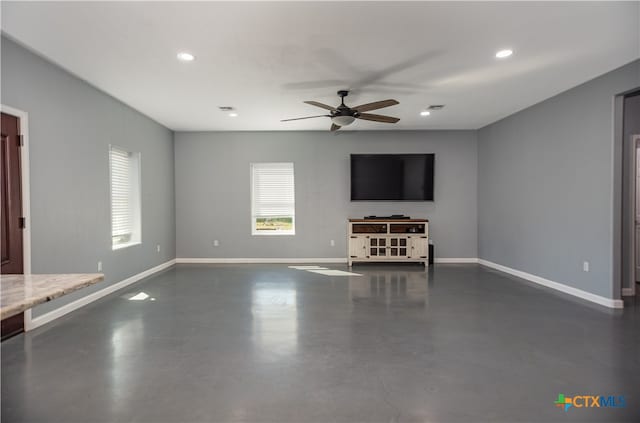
[350,154,435,201]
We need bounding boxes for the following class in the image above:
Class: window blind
[110,147,133,243]
[251,163,295,218]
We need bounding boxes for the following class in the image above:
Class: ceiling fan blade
[353,99,399,113]
[281,115,330,122]
[357,113,400,124]
[330,123,341,131]
[283,79,346,90]
[350,51,442,91]
[304,101,336,111]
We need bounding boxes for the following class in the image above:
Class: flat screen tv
[350,154,435,201]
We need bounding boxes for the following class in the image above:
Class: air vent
[428,105,445,110]
[218,106,235,112]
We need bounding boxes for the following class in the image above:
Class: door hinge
[17,135,24,147]
[19,217,26,229]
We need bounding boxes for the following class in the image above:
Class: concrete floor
[2,263,639,423]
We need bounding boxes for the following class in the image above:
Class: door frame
[1,105,32,330]
[615,89,640,300]
[630,135,640,296]
[623,135,640,296]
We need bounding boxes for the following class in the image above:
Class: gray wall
[1,37,176,317]
[175,131,477,259]
[478,60,640,300]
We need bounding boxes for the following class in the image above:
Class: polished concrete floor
[2,263,639,423]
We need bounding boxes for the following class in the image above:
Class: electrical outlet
[583,261,589,272]
[156,244,161,253]
[97,261,102,272]
[213,240,220,247]
[330,239,335,247]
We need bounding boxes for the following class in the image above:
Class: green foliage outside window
[255,217,293,231]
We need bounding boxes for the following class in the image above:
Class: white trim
[478,259,624,309]
[27,259,175,331]
[176,258,347,264]
[176,257,479,264]
[1,105,32,327]
[176,257,478,264]
[622,287,635,297]
[434,258,479,263]
[112,241,142,251]
[613,94,623,306]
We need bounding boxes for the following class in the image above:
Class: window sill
[112,241,141,251]
[252,232,295,236]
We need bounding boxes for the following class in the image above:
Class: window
[110,146,141,249]
[251,162,295,235]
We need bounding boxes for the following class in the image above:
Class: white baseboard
[478,259,624,309]
[177,257,479,264]
[175,258,347,264]
[26,256,621,329]
[434,258,479,263]
[622,287,636,297]
[26,259,176,331]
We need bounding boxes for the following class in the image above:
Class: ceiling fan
[281,90,400,131]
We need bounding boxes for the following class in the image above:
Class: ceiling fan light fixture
[331,115,356,126]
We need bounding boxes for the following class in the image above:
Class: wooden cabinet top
[349,218,429,223]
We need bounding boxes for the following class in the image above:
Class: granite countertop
[0,274,104,319]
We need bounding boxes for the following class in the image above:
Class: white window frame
[109,145,142,250]
[251,162,295,236]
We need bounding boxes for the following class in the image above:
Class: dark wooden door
[1,112,25,339]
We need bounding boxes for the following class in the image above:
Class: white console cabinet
[347,219,429,267]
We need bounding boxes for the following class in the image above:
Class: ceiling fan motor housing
[333,106,358,116]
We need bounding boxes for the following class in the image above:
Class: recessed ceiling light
[228,112,238,117]
[420,111,431,116]
[495,49,513,59]
[176,52,195,62]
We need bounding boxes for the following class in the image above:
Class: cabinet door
[370,236,389,258]
[409,237,428,259]
[388,237,408,257]
[349,236,368,259]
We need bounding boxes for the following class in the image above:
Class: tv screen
[350,154,434,201]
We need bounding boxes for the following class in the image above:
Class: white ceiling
[2,1,639,131]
